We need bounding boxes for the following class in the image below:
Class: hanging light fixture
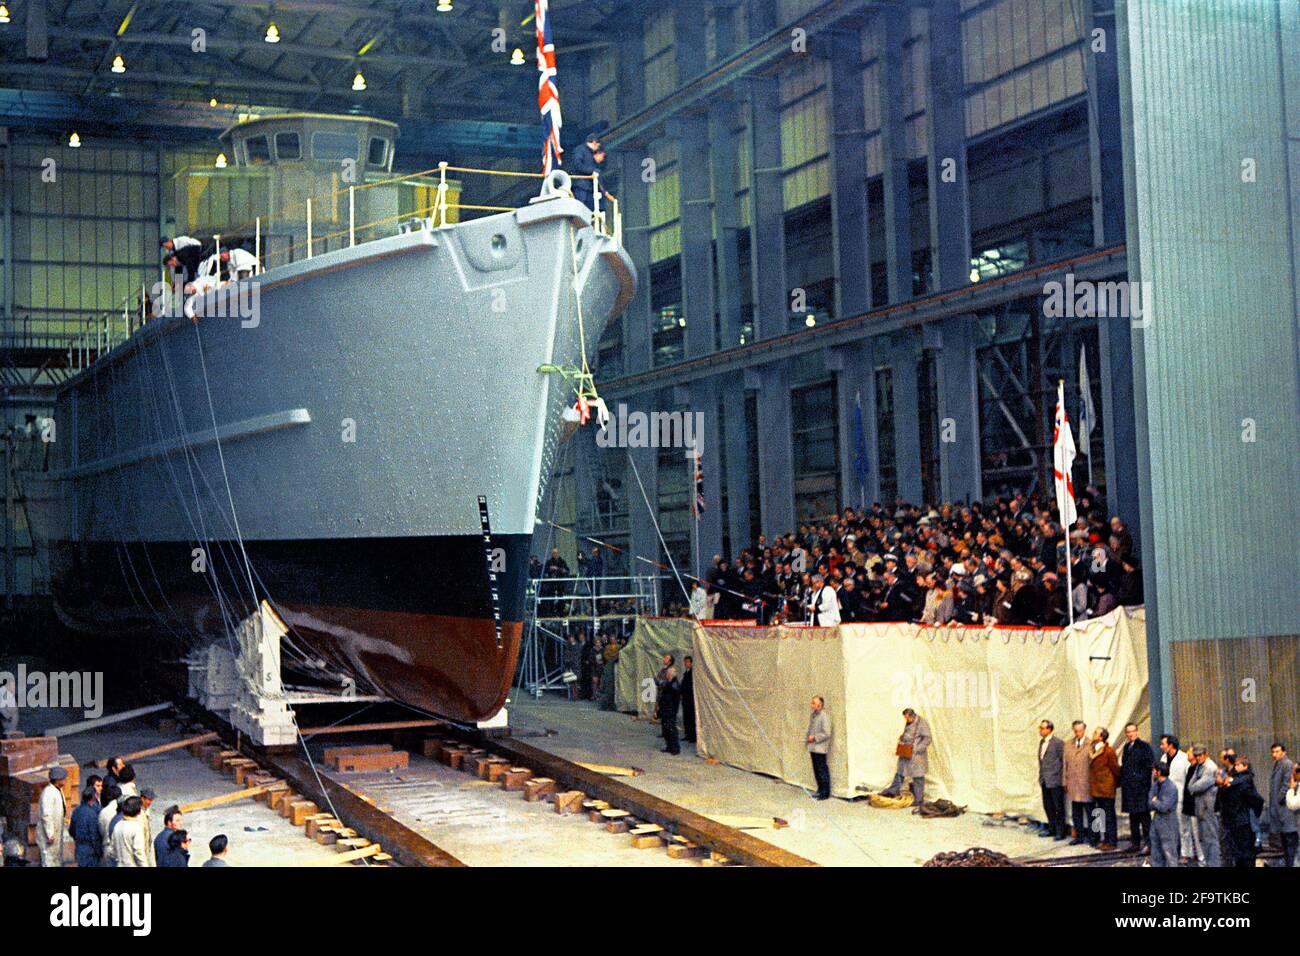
[215,153,228,169]
[805,314,816,328]
[111,53,126,73]
[264,21,281,43]
[436,0,453,12]
[352,70,367,91]
[209,97,219,107]
[510,47,525,65]
[0,5,12,24]
[68,132,82,148]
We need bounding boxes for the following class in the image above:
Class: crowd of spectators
[678,487,1142,626]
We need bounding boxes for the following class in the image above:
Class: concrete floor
[55,721,340,867]
[506,696,1101,867]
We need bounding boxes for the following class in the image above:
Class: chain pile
[923,847,1016,867]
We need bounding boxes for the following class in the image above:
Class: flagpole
[1058,378,1075,627]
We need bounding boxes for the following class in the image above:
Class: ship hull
[35,196,635,722]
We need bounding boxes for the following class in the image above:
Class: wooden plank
[576,761,645,777]
[47,703,173,739]
[705,815,789,830]
[308,843,382,865]
[297,720,441,738]
[631,834,666,849]
[667,841,707,860]
[179,784,277,813]
[89,731,219,768]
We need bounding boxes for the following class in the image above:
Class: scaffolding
[515,574,660,698]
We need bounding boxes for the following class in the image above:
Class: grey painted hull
[33,196,634,721]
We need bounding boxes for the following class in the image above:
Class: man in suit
[680,656,696,744]
[1148,765,1180,867]
[806,696,832,800]
[1267,743,1297,866]
[1119,723,1155,853]
[203,834,231,867]
[658,666,682,755]
[154,806,184,865]
[1037,720,1067,840]
[880,708,931,804]
[1063,720,1094,844]
[1184,745,1221,866]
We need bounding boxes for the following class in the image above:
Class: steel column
[828,24,873,318]
[878,4,914,304]
[924,0,971,293]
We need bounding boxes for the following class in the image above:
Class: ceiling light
[0,5,11,24]
[970,268,981,283]
[68,132,82,148]
[510,48,525,65]
[436,0,453,11]
[215,153,228,169]
[805,314,816,328]
[352,71,366,91]
[264,22,281,43]
[209,97,218,107]
[111,54,126,73]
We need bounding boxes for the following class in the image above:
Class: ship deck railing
[54,162,623,375]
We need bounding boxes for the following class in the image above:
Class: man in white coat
[110,796,150,867]
[37,766,68,867]
[806,573,841,627]
[1159,735,1192,861]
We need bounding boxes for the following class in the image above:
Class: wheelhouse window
[275,131,302,161]
[244,135,271,165]
[311,131,359,162]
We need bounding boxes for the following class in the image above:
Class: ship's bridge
[219,114,399,174]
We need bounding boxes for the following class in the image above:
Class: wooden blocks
[323,743,391,764]
[667,840,707,860]
[269,788,297,811]
[522,778,556,802]
[554,790,585,815]
[288,800,320,826]
[212,749,239,771]
[476,756,509,780]
[0,736,59,776]
[502,767,532,791]
[334,750,409,773]
[305,814,338,838]
[444,747,469,770]
[630,833,667,850]
[459,749,486,772]
[230,761,260,786]
[605,819,631,834]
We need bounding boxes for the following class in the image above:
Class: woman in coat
[1089,728,1122,849]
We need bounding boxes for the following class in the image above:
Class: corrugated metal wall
[1117,0,1300,731]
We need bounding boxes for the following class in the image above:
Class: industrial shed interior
[0,0,1297,879]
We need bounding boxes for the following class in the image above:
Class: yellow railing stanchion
[349,186,356,246]
[437,161,449,228]
[306,199,313,259]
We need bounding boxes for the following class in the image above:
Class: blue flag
[852,390,870,494]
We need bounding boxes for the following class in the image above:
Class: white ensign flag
[1053,380,1078,528]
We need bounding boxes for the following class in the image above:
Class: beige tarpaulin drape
[681,608,1147,817]
[615,617,697,717]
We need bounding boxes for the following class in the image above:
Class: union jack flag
[535,0,563,174]
[691,451,705,520]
